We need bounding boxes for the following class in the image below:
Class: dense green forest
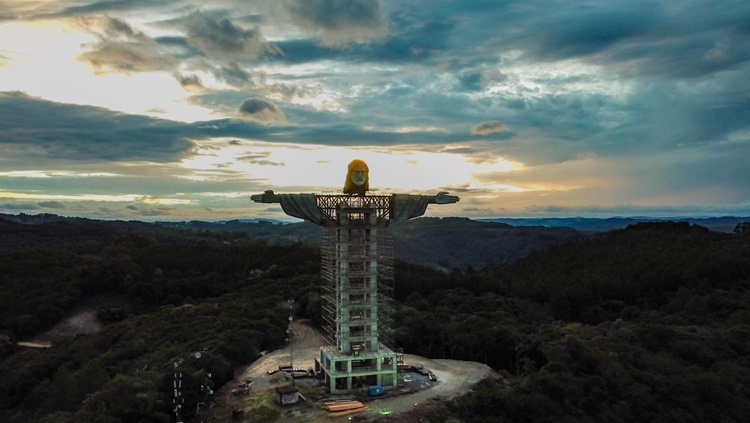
[394,221,750,423]
[1,215,749,422]
[0,216,322,422]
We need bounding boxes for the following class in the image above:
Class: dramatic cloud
[72,10,279,89]
[210,61,253,86]
[284,0,388,47]
[238,98,287,124]
[77,15,177,73]
[38,201,66,209]
[471,120,510,136]
[175,72,204,90]
[0,203,38,211]
[180,10,268,58]
[0,91,195,161]
[0,0,748,220]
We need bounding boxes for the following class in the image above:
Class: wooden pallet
[324,400,368,416]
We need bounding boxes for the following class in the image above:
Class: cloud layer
[0,0,748,220]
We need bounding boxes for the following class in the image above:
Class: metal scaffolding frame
[319,196,395,353]
[315,195,393,223]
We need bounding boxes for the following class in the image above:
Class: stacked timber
[323,400,368,417]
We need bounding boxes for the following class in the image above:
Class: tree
[734,221,750,236]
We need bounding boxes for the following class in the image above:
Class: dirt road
[17,310,103,349]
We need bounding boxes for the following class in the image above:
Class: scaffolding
[317,196,397,392]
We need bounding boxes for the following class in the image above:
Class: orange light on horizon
[178,140,526,193]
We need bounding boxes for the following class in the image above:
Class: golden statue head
[343,159,369,195]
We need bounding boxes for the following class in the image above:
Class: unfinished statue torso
[254,192,454,226]
[251,159,459,226]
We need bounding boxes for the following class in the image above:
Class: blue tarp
[369,385,384,396]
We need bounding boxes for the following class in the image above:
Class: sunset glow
[0,1,748,220]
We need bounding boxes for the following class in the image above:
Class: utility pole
[287,299,295,387]
[172,361,183,423]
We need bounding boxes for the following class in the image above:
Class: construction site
[226,161,490,420]
[222,193,492,421]
[217,319,493,422]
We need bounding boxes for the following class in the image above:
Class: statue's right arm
[251,190,281,203]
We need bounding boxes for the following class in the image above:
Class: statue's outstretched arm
[431,191,460,204]
[250,191,326,225]
[251,190,280,203]
[392,192,459,222]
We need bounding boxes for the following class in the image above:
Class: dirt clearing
[212,320,494,422]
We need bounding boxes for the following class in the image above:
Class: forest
[1,214,749,422]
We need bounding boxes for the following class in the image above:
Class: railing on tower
[315,195,393,223]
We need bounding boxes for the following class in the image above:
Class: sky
[0,0,748,222]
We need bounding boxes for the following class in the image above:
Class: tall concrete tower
[252,160,458,393]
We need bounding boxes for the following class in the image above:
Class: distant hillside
[8,213,748,271]
[393,217,587,270]
[480,215,750,232]
[150,217,592,270]
[1,214,589,270]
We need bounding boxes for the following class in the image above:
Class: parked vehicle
[231,387,249,396]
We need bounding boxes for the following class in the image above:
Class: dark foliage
[0,217,320,422]
[735,221,750,236]
[2,216,749,422]
[393,222,750,423]
[483,221,750,323]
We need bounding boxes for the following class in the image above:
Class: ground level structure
[214,320,495,422]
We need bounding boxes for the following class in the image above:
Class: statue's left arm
[429,191,460,204]
[391,192,460,222]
